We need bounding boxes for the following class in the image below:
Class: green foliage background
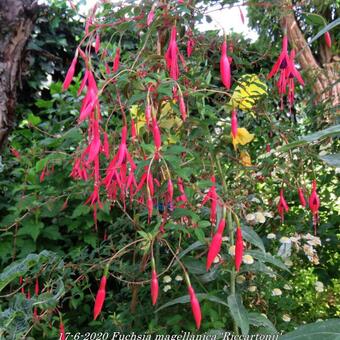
[0,0,339,339]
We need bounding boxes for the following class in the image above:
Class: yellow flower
[240,151,252,166]
[232,128,254,148]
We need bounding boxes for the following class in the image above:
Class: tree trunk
[281,0,340,112]
[0,0,38,151]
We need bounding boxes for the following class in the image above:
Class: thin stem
[227,209,239,336]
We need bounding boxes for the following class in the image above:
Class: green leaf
[280,319,340,340]
[83,234,97,248]
[17,220,44,242]
[183,258,206,275]
[176,241,205,262]
[301,125,340,142]
[248,312,277,334]
[27,113,42,126]
[308,18,340,46]
[279,125,340,151]
[247,250,290,272]
[319,153,340,167]
[72,204,90,218]
[0,251,58,292]
[227,294,250,335]
[242,226,265,252]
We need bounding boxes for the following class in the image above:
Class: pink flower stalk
[147,8,155,26]
[277,188,289,223]
[188,286,202,329]
[235,227,244,272]
[220,40,231,89]
[113,47,121,73]
[179,95,187,121]
[231,110,238,139]
[19,276,25,294]
[94,275,107,320]
[202,176,218,224]
[165,26,179,80]
[63,54,78,91]
[151,270,159,305]
[309,180,320,235]
[95,33,101,53]
[324,32,332,48]
[298,187,306,207]
[206,218,226,270]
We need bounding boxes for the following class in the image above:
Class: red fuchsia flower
[33,278,39,317]
[95,33,101,53]
[147,8,155,26]
[186,29,195,57]
[324,32,332,48]
[188,286,202,329]
[103,125,136,195]
[10,147,20,159]
[93,275,107,320]
[206,217,226,270]
[79,71,99,123]
[145,103,152,128]
[309,180,320,235]
[59,321,66,340]
[147,195,153,221]
[77,69,89,96]
[268,36,289,80]
[165,26,179,80]
[220,40,231,90]
[277,188,289,223]
[113,47,121,73]
[19,276,25,294]
[266,144,271,153]
[287,49,304,110]
[63,52,78,91]
[231,110,238,139]
[151,115,162,157]
[176,177,188,208]
[40,165,47,183]
[151,269,159,305]
[131,118,137,140]
[202,176,218,225]
[167,178,174,203]
[235,226,244,272]
[179,95,187,121]
[298,187,306,207]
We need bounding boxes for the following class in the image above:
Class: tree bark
[281,0,340,112]
[0,0,38,151]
